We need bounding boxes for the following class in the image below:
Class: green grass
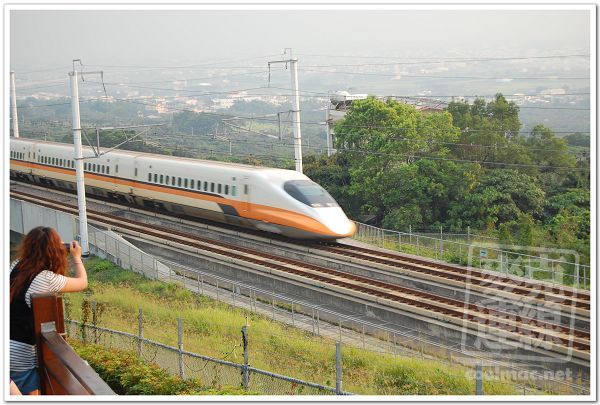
[66,257,524,395]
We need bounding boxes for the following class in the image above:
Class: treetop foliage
[304,95,589,263]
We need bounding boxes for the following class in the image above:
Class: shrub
[71,341,247,395]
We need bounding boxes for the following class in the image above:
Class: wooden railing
[31,294,115,395]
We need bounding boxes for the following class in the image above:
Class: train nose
[318,208,356,237]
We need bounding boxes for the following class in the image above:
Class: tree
[447,94,521,163]
[447,169,545,229]
[564,132,590,148]
[333,97,461,225]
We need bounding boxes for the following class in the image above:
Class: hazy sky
[10,9,591,69]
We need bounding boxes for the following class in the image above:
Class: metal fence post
[317,311,320,336]
[92,300,98,344]
[272,297,275,320]
[242,326,249,391]
[312,309,315,335]
[338,318,342,343]
[291,302,295,326]
[138,308,143,357]
[475,364,483,395]
[335,342,342,395]
[232,283,236,306]
[362,325,365,349]
[216,281,220,301]
[178,318,185,379]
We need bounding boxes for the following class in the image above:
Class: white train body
[9,138,356,240]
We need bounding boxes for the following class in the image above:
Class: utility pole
[269,49,303,172]
[69,60,104,256]
[325,100,334,157]
[10,71,19,138]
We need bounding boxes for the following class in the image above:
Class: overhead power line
[297,52,590,61]
[142,133,588,172]
[300,54,591,68]
[299,68,590,80]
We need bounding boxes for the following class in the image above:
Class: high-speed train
[9,138,356,240]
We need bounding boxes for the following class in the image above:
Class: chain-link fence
[353,221,589,289]
[65,318,343,395]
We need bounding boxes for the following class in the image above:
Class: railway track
[11,189,591,358]
[314,243,591,311]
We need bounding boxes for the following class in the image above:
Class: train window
[160,174,163,184]
[115,165,118,173]
[60,159,63,167]
[102,165,106,174]
[178,177,182,187]
[84,163,88,171]
[204,181,208,191]
[197,181,202,191]
[93,164,97,172]
[135,168,138,177]
[190,179,194,189]
[224,185,229,195]
[154,173,158,183]
[218,184,222,194]
[172,177,176,186]
[184,178,188,188]
[165,175,169,184]
[210,183,215,193]
[232,186,236,197]
[244,185,248,195]
[283,180,339,208]
[148,173,152,182]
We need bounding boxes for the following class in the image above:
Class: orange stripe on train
[10,160,337,236]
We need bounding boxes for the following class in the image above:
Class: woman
[10,227,88,395]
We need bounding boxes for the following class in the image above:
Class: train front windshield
[283,180,339,208]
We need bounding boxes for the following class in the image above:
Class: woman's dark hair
[10,227,68,303]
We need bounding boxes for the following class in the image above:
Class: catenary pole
[269,49,303,172]
[289,53,303,172]
[10,72,19,138]
[326,99,333,157]
[69,67,90,256]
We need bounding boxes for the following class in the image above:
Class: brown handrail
[32,293,115,395]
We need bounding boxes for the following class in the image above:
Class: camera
[64,242,72,250]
